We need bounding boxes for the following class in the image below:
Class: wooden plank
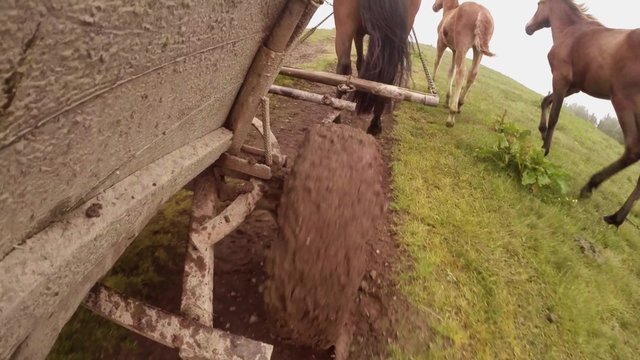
[227,0,321,153]
[181,168,219,328]
[0,128,232,360]
[0,0,289,258]
[269,84,356,111]
[192,179,266,250]
[84,285,273,359]
[217,153,272,180]
[279,66,441,106]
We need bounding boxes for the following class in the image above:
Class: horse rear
[333,0,420,135]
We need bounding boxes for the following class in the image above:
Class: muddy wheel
[264,123,386,353]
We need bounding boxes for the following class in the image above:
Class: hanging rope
[294,11,334,49]
[411,27,438,96]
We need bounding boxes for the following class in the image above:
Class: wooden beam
[180,167,219,330]
[191,179,266,250]
[227,0,320,154]
[217,153,272,180]
[321,110,343,124]
[83,285,272,359]
[279,66,440,106]
[241,144,287,167]
[269,84,356,112]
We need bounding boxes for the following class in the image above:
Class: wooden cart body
[0,1,439,358]
[0,1,318,358]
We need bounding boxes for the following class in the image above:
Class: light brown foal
[432,0,495,127]
[526,0,640,227]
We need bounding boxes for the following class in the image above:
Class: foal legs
[604,175,640,227]
[604,112,640,226]
[539,93,554,141]
[433,38,447,81]
[580,102,640,227]
[446,50,467,127]
[539,88,577,146]
[458,48,483,112]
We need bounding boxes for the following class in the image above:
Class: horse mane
[560,0,601,23]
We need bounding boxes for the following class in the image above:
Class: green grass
[388,45,640,359]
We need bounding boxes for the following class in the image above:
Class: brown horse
[432,0,495,127]
[333,0,421,135]
[526,0,640,227]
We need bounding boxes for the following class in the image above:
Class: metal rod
[279,66,440,106]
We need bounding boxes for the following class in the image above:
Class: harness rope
[294,11,334,49]
[411,27,438,96]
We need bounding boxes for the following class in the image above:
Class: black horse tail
[355,0,411,115]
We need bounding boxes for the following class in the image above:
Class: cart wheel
[264,123,385,354]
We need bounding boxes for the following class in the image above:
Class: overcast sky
[309,0,639,119]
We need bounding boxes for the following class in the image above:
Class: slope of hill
[387,36,640,359]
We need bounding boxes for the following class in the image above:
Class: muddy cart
[0,0,438,358]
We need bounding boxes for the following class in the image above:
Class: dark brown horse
[526,0,640,226]
[334,0,421,135]
[433,0,495,127]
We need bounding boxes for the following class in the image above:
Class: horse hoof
[367,125,382,136]
[604,214,623,228]
[445,120,455,128]
[579,187,593,199]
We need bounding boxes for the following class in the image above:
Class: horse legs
[446,49,466,127]
[445,49,456,109]
[354,31,365,75]
[539,88,577,142]
[458,48,483,112]
[366,98,386,136]
[580,103,640,200]
[604,175,640,227]
[603,112,640,226]
[335,26,355,99]
[433,37,447,81]
[539,93,554,141]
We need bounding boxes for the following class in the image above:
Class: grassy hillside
[394,39,640,359]
[294,29,640,358]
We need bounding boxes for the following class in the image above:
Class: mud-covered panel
[0,0,284,145]
[0,0,288,257]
